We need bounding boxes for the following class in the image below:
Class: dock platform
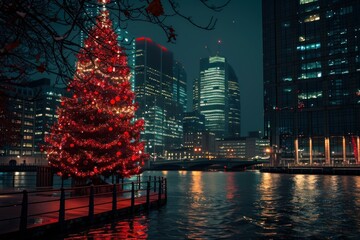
[0,177,167,239]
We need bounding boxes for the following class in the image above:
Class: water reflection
[186,171,207,239]
[65,216,148,240]
[61,171,360,239]
[254,173,360,238]
[0,172,36,190]
[190,171,203,196]
[225,173,235,200]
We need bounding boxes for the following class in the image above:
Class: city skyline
[125,0,263,136]
[2,1,360,238]
[0,0,264,161]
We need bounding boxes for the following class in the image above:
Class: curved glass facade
[197,56,241,139]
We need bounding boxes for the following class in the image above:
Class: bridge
[147,158,268,171]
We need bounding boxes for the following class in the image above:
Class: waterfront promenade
[0,177,167,239]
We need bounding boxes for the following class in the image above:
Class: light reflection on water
[4,171,359,239]
[65,215,149,239]
[0,172,36,190]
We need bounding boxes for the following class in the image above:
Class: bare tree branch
[0,0,231,88]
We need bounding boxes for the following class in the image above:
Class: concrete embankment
[260,166,360,175]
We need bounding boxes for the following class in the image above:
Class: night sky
[126,0,263,136]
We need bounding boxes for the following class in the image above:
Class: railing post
[131,182,135,214]
[59,187,65,229]
[157,178,161,207]
[121,177,124,190]
[112,184,117,216]
[154,176,157,193]
[89,185,94,224]
[19,190,28,233]
[146,181,150,210]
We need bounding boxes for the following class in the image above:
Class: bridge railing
[0,176,167,236]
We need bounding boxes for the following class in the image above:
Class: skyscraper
[195,55,241,139]
[192,77,200,111]
[227,65,241,138]
[263,0,360,165]
[173,61,187,112]
[115,28,136,91]
[79,1,100,47]
[0,78,64,164]
[31,79,65,155]
[135,37,182,156]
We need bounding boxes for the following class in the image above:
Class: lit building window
[304,14,320,22]
[300,0,318,4]
[297,43,321,51]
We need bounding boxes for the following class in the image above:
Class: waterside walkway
[0,177,167,239]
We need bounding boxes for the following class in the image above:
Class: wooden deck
[0,178,167,239]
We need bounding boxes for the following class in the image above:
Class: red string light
[44,6,148,180]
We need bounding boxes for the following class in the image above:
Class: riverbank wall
[260,166,360,175]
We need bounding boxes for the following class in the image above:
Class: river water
[61,170,360,239]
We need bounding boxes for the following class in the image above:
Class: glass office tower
[0,79,64,161]
[196,56,241,140]
[263,0,360,165]
[173,61,188,112]
[135,37,182,156]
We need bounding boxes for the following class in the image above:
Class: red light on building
[136,37,167,51]
[159,45,167,51]
[136,37,153,42]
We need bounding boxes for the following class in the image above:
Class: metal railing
[0,176,167,236]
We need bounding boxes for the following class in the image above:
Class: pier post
[131,182,135,214]
[19,190,28,233]
[146,181,150,210]
[59,188,65,229]
[112,184,117,215]
[89,185,94,224]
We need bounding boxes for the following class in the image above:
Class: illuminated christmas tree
[45,0,147,180]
